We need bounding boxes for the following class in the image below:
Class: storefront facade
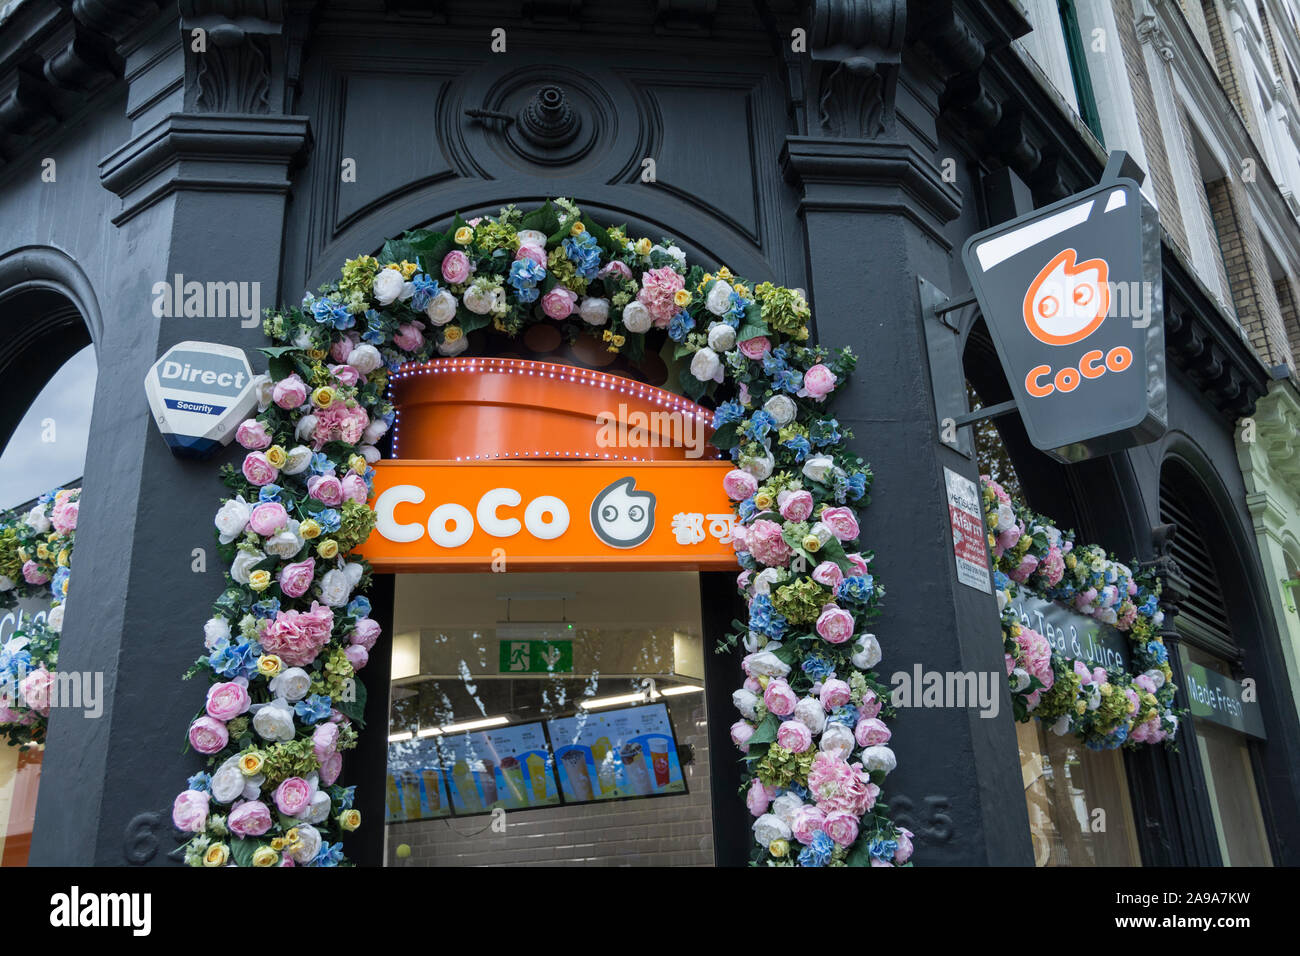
[1,0,1297,866]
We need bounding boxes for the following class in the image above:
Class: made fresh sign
[355,460,737,571]
[962,173,1166,462]
[144,341,258,458]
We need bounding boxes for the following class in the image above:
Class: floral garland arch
[982,478,1180,749]
[171,199,912,867]
[0,487,79,749]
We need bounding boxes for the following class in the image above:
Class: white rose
[850,633,882,670]
[745,650,790,678]
[742,631,765,653]
[47,603,64,632]
[665,245,687,269]
[861,744,897,774]
[1050,714,1072,736]
[1010,668,1031,692]
[740,449,774,481]
[793,696,826,735]
[1166,714,1178,734]
[578,297,609,326]
[995,503,1014,532]
[771,793,804,825]
[372,267,404,305]
[1143,669,1166,691]
[294,415,318,443]
[252,699,296,742]
[292,328,314,350]
[251,373,273,412]
[210,758,248,804]
[996,589,1009,613]
[690,347,722,383]
[214,496,252,545]
[462,285,497,315]
[287,824,322,864]
[282,445,313,476]
[269,666,313,702]
[265,520,305,560]
[808,522,834,549]
[707,322,736,352]
[763,394,797,426]
[621,301,653,333]
[400,280,415,302]
[705,280,735,316]
[425,290,458,326]
[204,616,232,650]
[24,506,51,533]
[732,689,759,720]
[301,790,332,825]
[229,549,265,585]
[0,576,13,592]
[819,722,856,759]
[317,569,352,607]
[802,455,835,483]
[362,419,389,444]
[344,561,365,588]
[438,334,469,357]
[517,230,547,248]
[753,568,784,596]
[752,813,791,848]
[347,344,383,375]
[359,444,381,464]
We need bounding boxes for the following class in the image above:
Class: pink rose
[811,561,844,591]
[247,502,289,537]
[996,525,1022,554]
[776,719,813,753]
[747,519,793,567]
[330,336,356,364]
[21,561,49,586]
[394,321,425,352]
[743,676,762,694]
[320,751,344,787]
[273,374,308,409]
[188,715,229,755]
[242,452,278,486]
[818,506,859,542]
[597,260,632,282]
[313,722,340,761]
[789,805,827,845]
[763,678,798,716]
[308,474,344,506]
[845,552,870,577]
[350,617,381,650]
[172,789,210,833]
[260,602,335,667]
[798,364,837,400]
[808,752,873,815]
[894,827,914,863]
[542,286,578,320]
[441,250,472,284]
[730,720,755,753]
[205,681,251,722]
[17,666,52,716]
[51,499,78,533]
[819,678,852,710]
[777,489,814,522]
[1009,553,1039,583]
[729,523,749,554]
[736,570,752,593]
[1075,588,1098,612]
[816,604,855,644]
[515,244,547,268]
[278,557,316,599]
[859,689,882,719]
[228,800,273,837]
[311,402,369,449]
[738,336,771,360]
[823,809,860,847]
[637,267,685,327]
[723,469,758,502]
[344,644,369,670]
[274,776,314,816]
[236,419,272,450]
[329,364,361,387]
[746,779,774,817]
[341,473,369,504]
[854,716,891,748]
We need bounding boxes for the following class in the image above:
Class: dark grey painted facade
[0,0,1293,866]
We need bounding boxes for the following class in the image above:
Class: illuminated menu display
[546,703,686,803]
[437,722,560,814]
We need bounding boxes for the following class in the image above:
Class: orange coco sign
[355,460,739,571]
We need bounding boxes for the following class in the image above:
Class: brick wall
[1276,275,1300,360]
[1202,0,1259,136]
[1180,106,1235,303]
[385,694,716,866]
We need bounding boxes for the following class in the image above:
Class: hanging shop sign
[356,460,737,571]
[1008,593,1132,674]
[144,341,259,459]
[1178,647,1266,740]
[961,173,1166,462]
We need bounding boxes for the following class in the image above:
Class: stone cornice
[1249,379,1300,486]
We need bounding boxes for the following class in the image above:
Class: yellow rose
[570,221,585,236]
[307,348,327,361]
[239,752,265,775]
[398,260,418,280]
[455,226,473,245]
[248,570,271,592]
[754,492,774,512]
[251,846,279,867]
[734,284,750,298]
[769,839,789,859]
[717,266,733,279]
[802,534,821,553]
[299,519,322,540]
[635,238,653,255]
[57,550,69,567]
[270,838,286,851]
[340,809,361,831]
[36,544,49,560]
[611,334,626,348]
[1076,701,1087,715]
[265,445,288,469]
[203,844,230,867]
[348,454,367,475]
[257,655,283,677]
[673,288,692,307]
[285,828,300,847]
[311,386,335,409]
[443,325,463,343]
[317,539,339,560]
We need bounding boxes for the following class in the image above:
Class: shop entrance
[383,570,714,866]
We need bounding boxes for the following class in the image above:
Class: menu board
[385,737,452,823]
[436,721,561,815]
[545,702,686,804]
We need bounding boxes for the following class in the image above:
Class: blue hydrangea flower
[51,566,71,602]
[313,841,346,867]
[187,772,212,793]
[748,594,787,639]
[845,472,867,501]
[837,575,875,604]
[409,273,440,311]
[713,401,746,427]
[563,232,602,279]
[257,484,283,504]
[294,694,333,724]
[668,310,694,342]
[315,509,342,533]
[827,703,859,727]
[309,454,335,477]
[1145,641,1168,664]
[347,596,371,618]
[869,837,899,861]
[208,638,260,680]
[362,310,386,345]
[508,258,547,303]
[762,351,787,377]
[738,498,757,521]
[801,656,834,682]
[736,551,757,571]
[798,831,834,867]
[723,291,748,328]
[252,597,281,620]
[337,785,357,810]
[781,435,811,462]
[810,419,841,447]
[744,410,777,441]
[993,570,1011,592]
[776,369,804,394]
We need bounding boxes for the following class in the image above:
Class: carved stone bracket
[806,0,907,139]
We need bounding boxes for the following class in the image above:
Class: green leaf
[457,308,493,334]
[229,838,262,869]
[710,422,740,451]
[845,839,874,867]
[519,201,560,236]
[336,677,368,727]
[680,370,707,402]
[748,714,780,746]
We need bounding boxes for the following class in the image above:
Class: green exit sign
[498,639,574,673]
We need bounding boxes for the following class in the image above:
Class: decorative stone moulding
[389,357,721,462]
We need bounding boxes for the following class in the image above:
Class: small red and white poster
[944,467,992,593]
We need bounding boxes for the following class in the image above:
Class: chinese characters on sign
[945,467,992,593]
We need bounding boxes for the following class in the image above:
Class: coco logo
[590,477,655,549]
[1021,248,1132,399]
